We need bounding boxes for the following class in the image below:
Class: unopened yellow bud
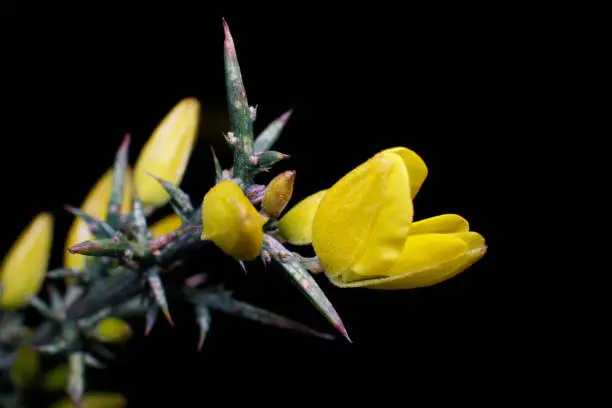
[149,213,182,238]
[64,168,133,271]
[41,363,69,391]
[10,347,41,389]
[92,317,133,343]
[261,170,296,219]
[50,393,127,408]
[201,180,269,261]
[0,212,53,309]
[134,98,201,209]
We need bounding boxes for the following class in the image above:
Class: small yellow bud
[149,213,183,238]
[41,363,69,391]
[92,317,133,343]
[0,212,53,309]
[261,170,296,219]
[50,393,127,408]
[201,180,269,261]
[64,168,133,271]
[10,347,41,389]
[134,98,201,209]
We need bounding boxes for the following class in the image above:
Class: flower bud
[64,169,132,272]
[50,393,127,408]
[201,180,268,261]
[134,98,200,209]
[149,213,182,238]
[92,317,133,343]
[10,347,41,389]
[261,170,296,219]
[0,212,53,309]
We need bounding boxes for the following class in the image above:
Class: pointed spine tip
[144,170,162,182]
[280,108,294,122]
[222,18,233,41]
[121,133,131,149]
[63,204,77,214]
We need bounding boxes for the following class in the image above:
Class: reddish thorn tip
[280,108,294,122]
[120,133,131,149]
[63,205,77,213]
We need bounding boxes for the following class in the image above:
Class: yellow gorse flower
[149,213,182,238]
[50,392,127,408]
[92,317,133,343]
[277,147,487,289]
[0,212,53,308]
[134,97,201,210]
[201,180,269,261]
[64,168,133,271]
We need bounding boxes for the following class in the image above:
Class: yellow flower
[64,168,133,271]
[92,317,133,343]
[10,346,41,389]
[50,392,127,408]
[261,170,296,219]
[201,180,268,261]
[277,147,487,289]
[149,213,183,238]
[0,212,53,308]
[134,97,201,210]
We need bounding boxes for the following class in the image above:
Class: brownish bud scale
[261,171,296,219]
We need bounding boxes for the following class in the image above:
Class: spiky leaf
[107,134,130,229]
[253,109,293,154]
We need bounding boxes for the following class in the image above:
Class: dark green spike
[47,268,81,280]
[27,296,61,322]
[211,146,224,183]
[223,18,255,181]
[144,304,159,336]
[263,235,351,343]
[147,268,173,327]
[67,237,148,259]
[84,353,105,369]
[252,151,290,173]
[198,292,335,341]
[107,134,130,229]
[63,205,116,239]
[65,268,143,320]
[46,285,64,315]
[67,352,85,408]
[145,171,194,222]
[253,109,293,154]
[131,192,148,244]
[195,305,211,351]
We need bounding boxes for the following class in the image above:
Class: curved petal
[201,180,268,261]
[408,214,469,235]
[0,213,53,309]
[149,213,183,238]
[277,190,327,245]
[134,98,200,209]
[327,231,487,290]
[313,152,412,276]
[382,147,428,199]
[64,168,133,270]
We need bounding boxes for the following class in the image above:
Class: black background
[3,4,509,406]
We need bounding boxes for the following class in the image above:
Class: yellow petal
[381,147,428,199]
[134,97,201,209]
[327,231,487,290]
[277,190,327,245]
[10,347,40,389]
[92,317,133,343]
[0,212,53,309]
[313,151,412,276]
[41,364,69,391]
[201,180,269,261]
[50,393,127,408]
[408,214,470,235]
[262,170,296,219]
[149,213,183,238]
[64,168,133,271]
